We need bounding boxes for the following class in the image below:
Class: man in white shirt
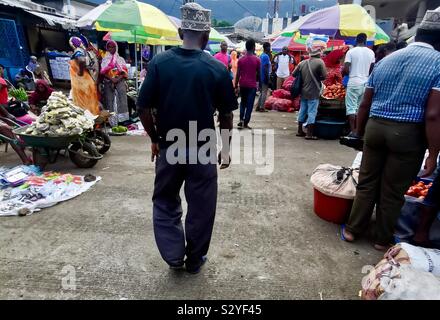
[274,46,294,89]
[343,33,375,131]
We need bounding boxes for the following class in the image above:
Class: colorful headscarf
[28,79,53,105]
[69,36,85,50]
[101,40,127,76]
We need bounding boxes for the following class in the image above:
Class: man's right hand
[151,143,160,162]
[234,86,240,97]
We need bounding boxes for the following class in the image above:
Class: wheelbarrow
[10,125,103,169]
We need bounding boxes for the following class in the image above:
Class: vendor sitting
[28,80,53,115]
[5,99,36,125]
[14,69,34,91]
[0,106,32,165]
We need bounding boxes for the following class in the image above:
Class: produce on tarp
[24,92,94,136]
[322,83,346,100]
[265,97,293,112]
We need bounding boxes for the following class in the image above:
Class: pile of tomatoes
[322,83,346,100]
[406,181,433,200]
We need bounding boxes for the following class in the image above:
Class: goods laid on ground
[264,96,294,112]
[272,89,292,100]
[265,77,300,112]
[23,91,94,137]
[8,88,28,102]
[310,164,358,224]
[111,125,128,134]
[282,76,295,92]
[0,165,100,217]
[361,243,440,300]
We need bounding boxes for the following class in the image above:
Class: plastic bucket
[313,188,353,224]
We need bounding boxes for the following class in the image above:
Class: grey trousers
[103,80,129,123]
[346,118,426,245]
[257,83,269,110]
[152,148,218,267]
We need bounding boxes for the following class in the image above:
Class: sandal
[305,136,319,140]
[340,224,355,242]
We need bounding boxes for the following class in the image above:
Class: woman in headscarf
[100,40,129,126]
[69,36,100,115]
[28,79,53,115]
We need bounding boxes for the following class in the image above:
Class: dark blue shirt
[137,47,238,148]
[260,53,271,84]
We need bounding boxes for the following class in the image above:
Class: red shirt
[213,52,229,68]
[237,54,260,89]
[0,77,8,105]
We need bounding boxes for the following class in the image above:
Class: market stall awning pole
[134,30,138,91]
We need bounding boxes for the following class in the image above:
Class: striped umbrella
[77,0,177,38]
[281,4,390,45]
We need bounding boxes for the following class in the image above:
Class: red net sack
[282,76,295,91]
[264,96,277,110]
[272,98,293,112]
[272,89,292,100]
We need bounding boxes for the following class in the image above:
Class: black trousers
[152,148,218,267]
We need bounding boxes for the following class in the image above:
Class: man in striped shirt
[342,8,440,250]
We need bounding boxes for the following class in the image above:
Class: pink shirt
[214,52,229,68]
[237,54,260,89]
[0,78,8,105]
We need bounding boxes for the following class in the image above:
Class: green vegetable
[112,126,128,133]
[8,88,28,102]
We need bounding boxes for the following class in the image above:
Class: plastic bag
[310,164,359,200]
[378,265,440,300]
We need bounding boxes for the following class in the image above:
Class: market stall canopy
[76,0,177,38]
[281,4,390,45]
[104,31,182,46]
[271,34,345,52]
[25,10,77,28]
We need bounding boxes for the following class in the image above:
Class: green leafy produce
[112,126,128,133]
[8,88,28,102]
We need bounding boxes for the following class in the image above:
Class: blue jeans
[298,98,319,124]
[239,87,257,125]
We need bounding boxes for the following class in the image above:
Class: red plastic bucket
[313,188,354,224]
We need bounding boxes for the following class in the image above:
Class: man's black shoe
[185,256,208,274]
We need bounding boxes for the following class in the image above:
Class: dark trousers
[346,118,426,245]
[152,148,218,267]
[239,87,257,125]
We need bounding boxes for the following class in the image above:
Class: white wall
[61,0,96,18]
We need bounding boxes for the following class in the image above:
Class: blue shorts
[345,85,366,115]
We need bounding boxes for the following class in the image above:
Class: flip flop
[340,224,354,242]
[305,136,319,140]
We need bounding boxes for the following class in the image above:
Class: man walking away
[256,42,271,112]
[343,33,375,132]
[293,43,327,140]
[342,9,440,251]
[235,39,260,129]
[274,46,294,89]
[137,3,237,274]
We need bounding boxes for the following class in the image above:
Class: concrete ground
[0,110,383,300]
